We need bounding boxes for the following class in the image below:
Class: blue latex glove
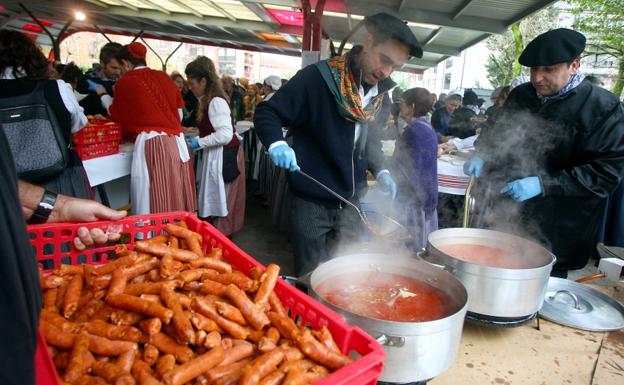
[86,79,105,93]
[377,172,397,200]
[188,137,200,150]
[501,176,542,201]
[268,143,299,172]
[463,156,485,177]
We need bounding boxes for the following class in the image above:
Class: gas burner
[377,381,428,385]
[466,311,537,327]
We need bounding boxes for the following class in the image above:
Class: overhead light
[324,11,364,20]
[74,10,86,21]
[407,21,439,30]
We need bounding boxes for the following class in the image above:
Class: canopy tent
[0,0,556,72]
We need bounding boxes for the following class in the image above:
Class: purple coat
[393,117,439,214]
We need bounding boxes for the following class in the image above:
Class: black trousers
[289,194,362,276]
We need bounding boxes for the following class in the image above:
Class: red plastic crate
[30,212,385,385]
[73,120,122,145]
[74,141,120,160]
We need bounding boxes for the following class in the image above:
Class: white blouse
[197,97,233,148]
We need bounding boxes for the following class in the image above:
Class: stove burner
[377,382,428,385]
[466,311,537,327]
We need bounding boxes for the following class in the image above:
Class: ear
[571,58,581,73]
[363,33,374,51]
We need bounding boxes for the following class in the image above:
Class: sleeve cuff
[376,169,390,179]
[268,140,288,152]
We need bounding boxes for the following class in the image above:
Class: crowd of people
[0,11,623,384]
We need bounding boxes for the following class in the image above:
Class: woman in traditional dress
[109,42,196,214]
[185,56,245,236]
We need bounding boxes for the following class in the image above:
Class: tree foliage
[485,6,559,88]
[568,0,624,97]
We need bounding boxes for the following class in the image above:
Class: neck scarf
[538,71,585,103]
[315,52,385,123]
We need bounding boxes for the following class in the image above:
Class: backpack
[0,81,69,182]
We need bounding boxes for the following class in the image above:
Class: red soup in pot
[315,271,454,322]
[437,243,525,269]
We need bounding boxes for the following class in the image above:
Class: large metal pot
[308,253,468,383]
[425,228,555,319]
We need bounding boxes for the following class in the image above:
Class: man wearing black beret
[255,13,422,275]
[465,28,624,277]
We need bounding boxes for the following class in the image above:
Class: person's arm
[197,98,233,148]
[540,103,624,198]
[56,80,88,133]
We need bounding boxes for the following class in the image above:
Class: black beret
[519,28,586,67]
[365,12,423,58]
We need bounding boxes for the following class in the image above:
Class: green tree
[568,0,624,97]
[485,6,559,87]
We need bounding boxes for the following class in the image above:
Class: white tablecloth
[437,154,470,195]
[82,143,133,187]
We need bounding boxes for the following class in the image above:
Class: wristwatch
[30,190,57,224]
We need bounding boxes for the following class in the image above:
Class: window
[444,73,452,89]
[445,57,453,69]
[218,48,236,76]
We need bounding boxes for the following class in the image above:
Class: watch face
[40,202,55,210]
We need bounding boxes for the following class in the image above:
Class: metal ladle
[296,170,411,241]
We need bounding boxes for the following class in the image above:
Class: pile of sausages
[39,222,353,385]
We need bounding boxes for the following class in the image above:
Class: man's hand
[501,176,543,201]
[377,172,397,200]
[52,197,127,223]
[73,225,123,251]
[463,156,485,177]
[268,143,300,172]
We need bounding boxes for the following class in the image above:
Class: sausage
[254,264,280,309]
[94,253,138,276]
[143,344,160,366]
[53,351,70,371]
[162,346,225,385]
[110,309,144,326]
[41,274,65,290]
[107,268,129,300]
[258,370,286,385]
[146,235,169,244]
[189,258,232,274]
[281,368,306,385]
[73,298,104,323]
[278,359,315,373]
[215,301,248,326]
[64,333,91,383]
[88,334,138,356]
[258,327,280,352]
[155,354,176,378]
[125,258,160,280]
[140,294,163,306]
[295,329,352,370]
[57,264,84,276]
[267,312,300,340]
[164,224,203,258]
[203,331,222,349]
[268,292,288,318]
[132,360,163,385]
[178,269,209,283]
[91,360,135,385]
[160,285,195,345]
[43,287,59,312]
[138,318,162,337]
[200,279,228,296]
[238,348,285,385]
[212,272,255,292]
[63,273,84,318]
[41,319,75,349]
[191,297,249,340]
[190,312,222,333]
[135,241,199,262]
[107,294,173,324]
[160,254,178,279]
[84,320,142,342]
[281,347,305,363]
[313,326,341,354]
[41,308,81,332]
[151,332,194,363]
[125,281,180,296]
[219,341,255,366]
[205,357,252,383]
[117,346,139,373]
[223,284,269,331]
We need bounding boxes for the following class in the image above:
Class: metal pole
[312,0,326,52]
[164,42,184,70]
[131,30,144,43]
[19,2,58,58]
[301,0,311,51]
[93,24,113,42]
[140,37,165,70]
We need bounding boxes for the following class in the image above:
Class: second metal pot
[425,228,555,318]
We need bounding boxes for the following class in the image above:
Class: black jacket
[77,70,116,116]
[431,107,452,136]
[476,79,624,271]
[254,50,393,205]
[448,106,479,138]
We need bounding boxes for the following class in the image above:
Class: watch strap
[30,190,57,224]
